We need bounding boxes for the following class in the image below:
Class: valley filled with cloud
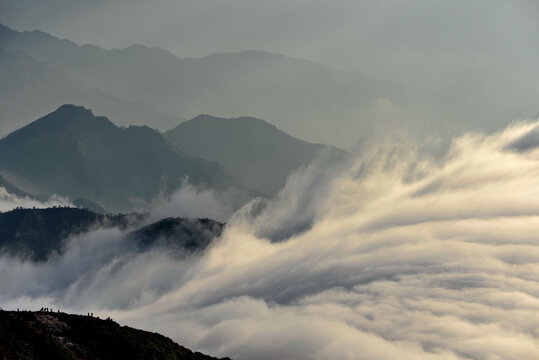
[2,120,539,359]
[1,1,538,358]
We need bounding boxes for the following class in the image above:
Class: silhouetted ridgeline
[0,105,249,212]
[0,207,224,262]
[0,310,230,360]
[0,103,346,213]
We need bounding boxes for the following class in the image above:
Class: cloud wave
[3,120,539,359]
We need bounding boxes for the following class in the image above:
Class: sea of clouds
[2,120,539,359]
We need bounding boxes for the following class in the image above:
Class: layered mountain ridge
[0,104,345,211]
[0,46,185,137]
[0,22,412,146]
[0,105,245,212]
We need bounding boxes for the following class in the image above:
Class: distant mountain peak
[165,114,345,196]
[2,104,112,139]
[30,104,115,131]
[123,44,171,53]
[55,103,94,116]
[187,114,277,130]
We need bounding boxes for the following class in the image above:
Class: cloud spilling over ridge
[0,188,72,212]
[3,120,539,359]
[148,181,238,223]
[230,150,347,241]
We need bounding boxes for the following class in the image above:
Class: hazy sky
[1,0,537,82]
[2,0,538,140]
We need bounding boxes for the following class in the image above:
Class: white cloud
[148,181,236,223]
[0,188,72,212]
[3,119,539,359]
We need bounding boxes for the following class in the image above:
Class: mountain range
[0,105,245,212]
[0,104,343,212]
[0,23,416,147]
[0,47,185,137]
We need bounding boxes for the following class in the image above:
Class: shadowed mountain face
[0,311,229,360]
[127,217,224,253]
[0,48,185,137]
[0,23,413,147]
[0,207,224,262]
[0,105,244,212]
[166,114,346,196]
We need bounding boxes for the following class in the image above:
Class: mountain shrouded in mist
[0,105,247,212]
[0,46,186,137]
[0,207,135,262]
[0,207,223,262]
[165,114,346,196]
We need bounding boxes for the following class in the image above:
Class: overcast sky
[1,0,537,81]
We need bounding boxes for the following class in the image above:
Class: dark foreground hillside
[0,310,229,360]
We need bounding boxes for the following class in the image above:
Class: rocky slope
[0,310,229,360]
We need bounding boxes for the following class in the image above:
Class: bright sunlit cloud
[2,119,539,359]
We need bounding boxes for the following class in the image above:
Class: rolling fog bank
[2,120,539,359]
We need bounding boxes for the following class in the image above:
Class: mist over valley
[1,2,539,359]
